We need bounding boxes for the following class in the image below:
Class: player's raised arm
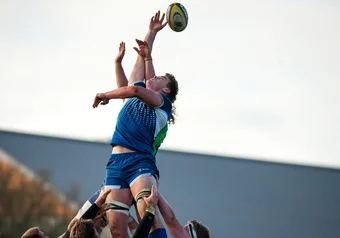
[128,11,167,86]
[144,11,167,54]
[92,86,163,109]
[115,41,128,89]
[157,192,190,238]
[133,40,155,80]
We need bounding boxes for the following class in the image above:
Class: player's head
[183,220,210,238]
[21,227,49,238]
[70,219,99,238]
[147,73,178,103]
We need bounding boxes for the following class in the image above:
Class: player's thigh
[104,188,132,238]
[130,175,157,220]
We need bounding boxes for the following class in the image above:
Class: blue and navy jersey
[111,81,172,155]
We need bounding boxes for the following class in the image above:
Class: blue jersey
[111,81,172,155]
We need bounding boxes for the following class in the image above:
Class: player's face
[147,75,170,92]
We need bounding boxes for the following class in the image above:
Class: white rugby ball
[166,2,188,32]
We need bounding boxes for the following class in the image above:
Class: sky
[0,0,340,169]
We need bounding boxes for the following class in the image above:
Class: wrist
[144,54,152,61]
[148,29,158,35]
[94,200,102,207]
[146,204,156,215]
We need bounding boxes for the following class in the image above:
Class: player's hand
[92,93,109,108]
[93,211,107,232]
[149,11,167,32]
[115,41,125,63]
[133,39,150,58]
[143,185,158,208]
[94,189,111,206]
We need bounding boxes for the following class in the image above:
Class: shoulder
[158,94,172,109]
[154,94,172,117]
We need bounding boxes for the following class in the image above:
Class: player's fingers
[98,211,106,218]
[161,22,168,29]
[160,13,165,22]
[103,189,111,196]
[133,47,140,54]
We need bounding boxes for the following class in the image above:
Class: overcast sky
[1,0,339,169]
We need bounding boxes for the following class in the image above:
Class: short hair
[21,227,41,238]
[70,219,96,238]
[190,220,210,238]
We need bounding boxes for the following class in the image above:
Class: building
[1,130,339,238]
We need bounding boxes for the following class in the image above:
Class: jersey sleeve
[157,94,172,119]
[132,81,146,88]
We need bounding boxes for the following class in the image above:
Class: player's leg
[130,175,167,233]
[104,187,132,238]
[104,154,133,238]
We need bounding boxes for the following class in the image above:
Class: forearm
[81,203,100,220]
[104,86,138,100]
[144,30,157,53]
[158,194,177,226]
[128,56,145,85]
[115,62,128,88]
[145,57,156,80]
[132,211,155,238]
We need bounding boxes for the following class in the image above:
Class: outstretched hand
[133,39,150,58]
[115,41,125,63]
[92,93,109,108]
[149,10,167,32]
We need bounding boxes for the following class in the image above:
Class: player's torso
[112,97,168,154]
[118,98,158,135]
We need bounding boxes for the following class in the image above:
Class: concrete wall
[1,130,339,238]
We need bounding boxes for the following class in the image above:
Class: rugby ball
[166,2,188,32]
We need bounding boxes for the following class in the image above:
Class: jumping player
[92,11,178,238]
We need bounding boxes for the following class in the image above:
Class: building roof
[1,129,340,238]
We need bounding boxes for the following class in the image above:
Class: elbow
[128,86,140,96]
[125,86,140,98]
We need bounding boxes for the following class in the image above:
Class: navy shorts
[104,152,159,189]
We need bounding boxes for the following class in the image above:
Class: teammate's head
[70,219,99,238]
[21,227,49,238]
[183,220,210,238]
[147,73,178,103]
